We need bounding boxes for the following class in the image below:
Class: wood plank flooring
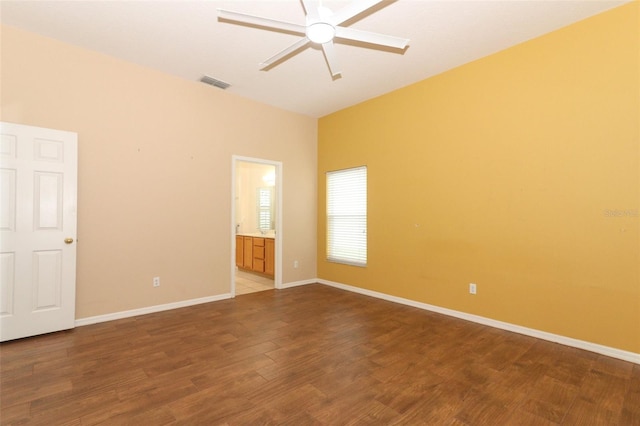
[1,284,639,425]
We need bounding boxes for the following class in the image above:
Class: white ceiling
[0,0,629,118]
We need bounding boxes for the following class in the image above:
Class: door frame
[231,155,283,296]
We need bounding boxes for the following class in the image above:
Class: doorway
[231,156,282,296]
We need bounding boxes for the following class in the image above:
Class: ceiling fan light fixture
[218,1,410,77]
[307,22,335,44]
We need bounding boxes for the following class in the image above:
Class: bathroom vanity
[236,234,274,277]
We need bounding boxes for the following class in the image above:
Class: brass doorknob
[64,238,74,244]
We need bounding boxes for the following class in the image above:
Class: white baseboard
[75,293,233,327]
[317,279,640,365]
[280,279,317,289]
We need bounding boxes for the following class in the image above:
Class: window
[257,187,274,231]
[326,166,367,266]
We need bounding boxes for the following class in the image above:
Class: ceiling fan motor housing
[307,22,336,44]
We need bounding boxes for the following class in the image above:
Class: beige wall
[318,4,639,353]
[1,25,317,318]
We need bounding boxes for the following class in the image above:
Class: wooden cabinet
[235,236,243,267]
[265,238,274,276]
[252,237,265,272]
[242,237,253,269]
[235,236,274,278]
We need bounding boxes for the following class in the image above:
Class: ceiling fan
[217,0,410,78]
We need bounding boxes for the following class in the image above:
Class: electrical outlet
[469,283,477,295]
[293,260,299,269]
[153,277,160,287]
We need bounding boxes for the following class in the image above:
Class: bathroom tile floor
[235,269,274,295]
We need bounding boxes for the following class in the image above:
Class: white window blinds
[326,166,367,266]
[257,187,273,231]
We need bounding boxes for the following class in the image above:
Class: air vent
[200,75,231,90]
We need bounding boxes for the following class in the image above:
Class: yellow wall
[1,25,318,318]
[318,4,639,353]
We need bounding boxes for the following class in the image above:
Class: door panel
[34,172,63,230]
[0,168,16,231]
[0,253,15,315]
[32,250,63,310]
[0,122,77,341]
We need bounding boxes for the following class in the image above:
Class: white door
[0,122,78,341]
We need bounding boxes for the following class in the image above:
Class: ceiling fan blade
[329,0,383,25]
[259,37,311,69]
[218,9,306,34]
[321,41,341,78]
[301,0,320,22]
[335,27,409,49]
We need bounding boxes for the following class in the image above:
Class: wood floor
[1,284,638,425]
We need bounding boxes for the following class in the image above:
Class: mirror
[235,162,276,235]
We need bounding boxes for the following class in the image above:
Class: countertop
[237,233,275,239]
